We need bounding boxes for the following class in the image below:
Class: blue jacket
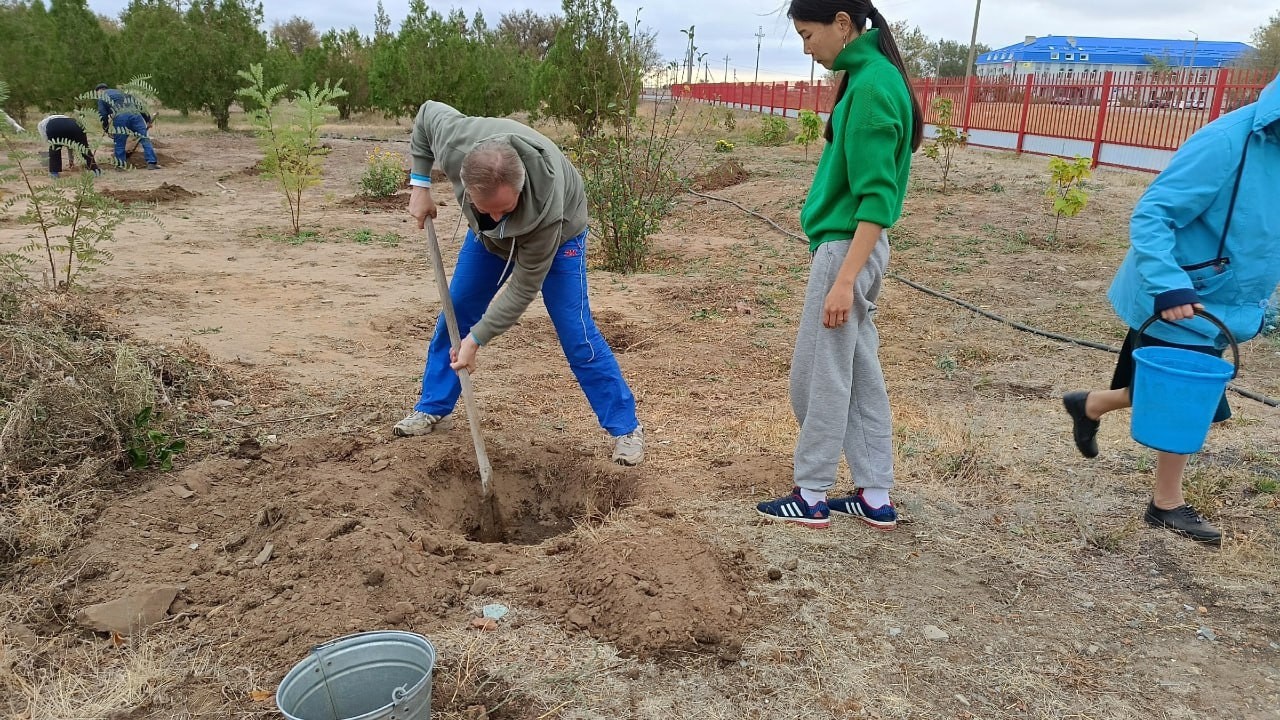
[1108,77,1280,348]
[96,88,148,132]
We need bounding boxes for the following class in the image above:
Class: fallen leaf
[249,689,272,702]
[111,631,126,648]
[469,617,498,632]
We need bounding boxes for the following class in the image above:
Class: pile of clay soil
[91,140,182,170]
[101,183,199,204]
[692,158,749,192]
[340,192,410,210]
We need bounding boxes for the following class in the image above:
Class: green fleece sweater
[410,101,589,346]
[800,29,913,251]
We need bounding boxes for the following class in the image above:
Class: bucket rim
[1133,346,1234,381]
[275,630,437,720]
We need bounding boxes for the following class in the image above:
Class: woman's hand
[823,284,855,328]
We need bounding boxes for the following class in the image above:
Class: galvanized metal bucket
[276,631,436,720]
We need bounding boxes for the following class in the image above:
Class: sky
[86,0,1272,82]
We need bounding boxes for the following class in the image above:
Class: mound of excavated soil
[339,192,409,210]
[102,183,198,204]
[540,521,759,659]
[693,158,749,191]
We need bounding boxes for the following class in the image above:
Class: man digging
[394,100,645,467]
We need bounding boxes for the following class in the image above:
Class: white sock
[860,487,891,508]
[799,488,827,506]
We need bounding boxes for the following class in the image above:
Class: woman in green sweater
[757,0,921,530]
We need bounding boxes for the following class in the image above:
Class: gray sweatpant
[791,235,894,493]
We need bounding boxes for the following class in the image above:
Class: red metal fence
[671,68,1274,171]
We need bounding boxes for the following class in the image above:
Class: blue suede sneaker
[756,487,830,529]
[828,489,897,531]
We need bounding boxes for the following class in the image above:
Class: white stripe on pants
[790,234,894,492]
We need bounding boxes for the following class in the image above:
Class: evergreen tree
[0,1,58,119]
[47,0,112,106]
[535,0,644,137]
[115,0,187,112]
[180,0,268,129]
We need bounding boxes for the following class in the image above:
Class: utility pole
[935,40,944,77]
[754,25,766,83]
[1188,29,1199,70]
[962,0,982,116]
[698,52,709,83]
[723,54,731,82]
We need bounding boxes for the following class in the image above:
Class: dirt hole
[593,309,641,352]
[391,440,637,546]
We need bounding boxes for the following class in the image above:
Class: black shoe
[1062,391,1099,458]
[1143,501,1222,544]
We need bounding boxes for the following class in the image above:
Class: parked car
[1050,95,1073,105]
[1145,99,1172,109]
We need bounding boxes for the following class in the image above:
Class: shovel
[423,217,496,508]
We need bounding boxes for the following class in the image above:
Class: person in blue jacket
[1063,76,1280,545]
[95,83,159,170]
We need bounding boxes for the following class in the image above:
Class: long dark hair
[788,0,923,150]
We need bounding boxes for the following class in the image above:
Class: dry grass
[0,281,232,566]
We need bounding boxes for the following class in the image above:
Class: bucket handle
[1135,308,1240,379]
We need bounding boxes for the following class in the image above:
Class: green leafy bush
[921,97,967,193]
[1045,156,1092,237]
[796,110,822,159]
[757,116,788,146]
[236,63,347,237]
[714,139,735,153]
[358,146,406,197]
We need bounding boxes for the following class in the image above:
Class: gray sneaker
[393,411,454,437]
[611,423,645,466]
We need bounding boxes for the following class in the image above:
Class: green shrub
[921,97,967,193]
[358,146,406,197]
[796,110,822,159]
[721,108,736,131]
[757,116,788,146]
[1044,156,1092,237]
[714,139,735,153]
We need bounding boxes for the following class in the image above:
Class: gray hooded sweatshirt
[410,101,590,346]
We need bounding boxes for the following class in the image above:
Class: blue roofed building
[975,35,1255,108]
[977,35,1253,78]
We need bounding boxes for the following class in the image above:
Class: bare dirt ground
[2,108,1279,719]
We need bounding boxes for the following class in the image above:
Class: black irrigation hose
[321,133,411,144]
[687,189,1280,408]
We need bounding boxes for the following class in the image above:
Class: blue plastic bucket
[276,631,436,720]
[1131,346,1234,453]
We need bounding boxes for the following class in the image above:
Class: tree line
[0,0,653,136]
